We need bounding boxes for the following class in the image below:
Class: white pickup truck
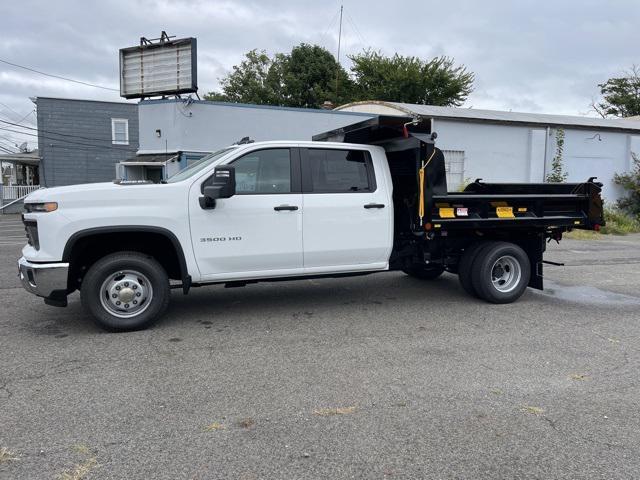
[18,117,604,331]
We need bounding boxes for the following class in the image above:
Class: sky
[1,0,639,151]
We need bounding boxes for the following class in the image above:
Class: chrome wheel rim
[99,270,153,318]
[491,255,521,293]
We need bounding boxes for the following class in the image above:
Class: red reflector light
[594,224,601,231]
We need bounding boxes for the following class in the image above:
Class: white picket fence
[1,185,40,200]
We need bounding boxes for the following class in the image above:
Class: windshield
[166,147,237,183]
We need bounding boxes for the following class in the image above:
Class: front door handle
[364,203,385,209]
[274,205,299,211]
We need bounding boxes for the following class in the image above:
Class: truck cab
[18,116,604,331]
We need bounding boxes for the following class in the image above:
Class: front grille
[23,219,39,250]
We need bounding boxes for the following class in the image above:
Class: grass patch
[313,406,357,416]
[237,418,255,429]
[564,230,601,240]
[522,406,544,416]
[57,457,97,480]
[566,207,640,239]
[600,207,640,235]
[0,447,18,464]
[204,422,226,431]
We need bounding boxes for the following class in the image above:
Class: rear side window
[232,148,291,194]
[306,149,374,193]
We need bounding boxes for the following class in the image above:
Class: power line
[0,101,35,123]
[0,144,16,154]
[0,119,120,144]
[0,58,119,92]
[0,126,134,152]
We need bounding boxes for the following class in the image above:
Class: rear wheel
[80,251,170,331]
[471,242,530,304]
[402,266,445,280]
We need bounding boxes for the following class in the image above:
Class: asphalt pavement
[1,214,639,479]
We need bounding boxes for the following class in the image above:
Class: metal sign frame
[119,32,198,99]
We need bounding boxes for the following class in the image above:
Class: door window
[232,149,291,194]
[306,149,374,193]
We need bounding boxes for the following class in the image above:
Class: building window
[442,150,466,191]
[111,118,129,145]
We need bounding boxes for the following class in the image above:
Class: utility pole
[335,4,343,104]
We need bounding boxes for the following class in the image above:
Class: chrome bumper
[18,256,69,298]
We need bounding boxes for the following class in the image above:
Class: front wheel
[80,251,170,331]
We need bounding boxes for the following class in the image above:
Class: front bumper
[18,256,69,300]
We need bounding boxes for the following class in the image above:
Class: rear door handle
[274,205,299,211]
[364,203,385,209]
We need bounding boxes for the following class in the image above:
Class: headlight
[24,202,58,213]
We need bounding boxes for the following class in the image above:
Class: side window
[111,118,129,145]
[232,148,291,194]
[306,149,374,193]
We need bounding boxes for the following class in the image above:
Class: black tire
[402,266,445,280]
[471,242,531,304]
[457,242,486,297]
[80,251,170,331]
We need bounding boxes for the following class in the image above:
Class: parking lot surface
[1,213,639,479]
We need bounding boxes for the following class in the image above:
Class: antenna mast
[335,4,343,104]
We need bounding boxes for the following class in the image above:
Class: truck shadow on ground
[162,272,511,328]
[24,272,485,335]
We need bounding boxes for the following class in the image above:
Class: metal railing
[1,185,40,200]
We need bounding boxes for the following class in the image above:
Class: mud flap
[521,235,545,290]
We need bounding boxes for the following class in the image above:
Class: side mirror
[199,166,236,209]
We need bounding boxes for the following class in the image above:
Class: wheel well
[65,230,186,291]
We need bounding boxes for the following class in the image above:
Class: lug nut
[124,304,130,308]
[136,292,141,297]
[116,301,121,306]
[132,285,138,290]
[116,286,121,291]
[124,282,129,287]
[133,300,138,305]
[112,293,117,298]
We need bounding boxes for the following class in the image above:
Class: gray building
[36,97,138,187]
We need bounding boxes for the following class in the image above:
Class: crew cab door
[189,147,303,280]
[300,146,392,272]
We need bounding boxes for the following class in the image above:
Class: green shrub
[614,152,640,218]
[600,206,640,235]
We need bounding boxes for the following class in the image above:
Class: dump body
[314,115,605,290]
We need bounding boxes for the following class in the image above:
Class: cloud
[1,0,639,149]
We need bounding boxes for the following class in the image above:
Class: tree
[206,45,475,109]
[349,51,474,106]
[279,44,354,108]
[546,128,568,183]
[614,151,640,217]
[592,65,640,118]
[204,49,277,104]
[205,44,353,108]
